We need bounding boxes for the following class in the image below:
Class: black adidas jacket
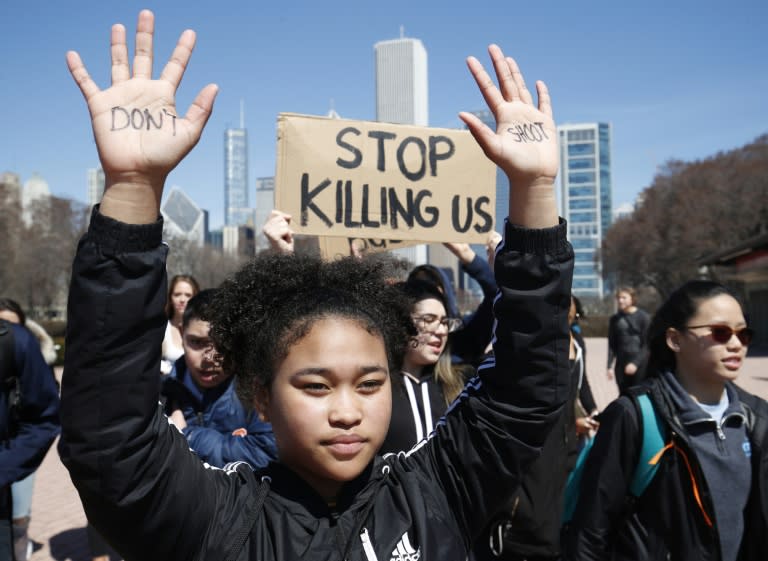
[59,209,573,561]
[563,376,768,561]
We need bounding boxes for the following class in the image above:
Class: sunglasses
[685,324,754,346]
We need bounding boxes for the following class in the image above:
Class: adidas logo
[389,532,421,561]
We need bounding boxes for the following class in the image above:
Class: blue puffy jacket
[161,358,277,469]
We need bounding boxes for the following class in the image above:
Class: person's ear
[253,385,270,423]
[666,327,682,353]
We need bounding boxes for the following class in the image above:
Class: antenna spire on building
[400,25,404,38]
[240,99,245,129]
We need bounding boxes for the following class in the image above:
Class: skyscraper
[22,172,51,226]
[374,32,429,266]
[87,167,105,207]
[162,185,207,246]
[558,123,613,297]
[254,176,275,252]
[224,105,251,227]
[374,34,428,126]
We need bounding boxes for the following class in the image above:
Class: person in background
[0,299,59,561]
[379,279,470,455]
[0,300,57,368]
[565,280,767,560]
[162,289,277,469]
[607,286,650,393]
[407,238,499,369]
[0,304,59,561]
[161,274,200,375]
[570,296,599,446]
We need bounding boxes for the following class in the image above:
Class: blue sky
[2,0,766,229]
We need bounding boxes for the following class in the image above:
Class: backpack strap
[561,434,594,523]
[562,390,668,524]
[628,392,667,497]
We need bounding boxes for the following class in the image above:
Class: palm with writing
[66,10,218,221]
[460,45,558,226]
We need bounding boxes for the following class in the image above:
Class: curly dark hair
[208,252,416,405]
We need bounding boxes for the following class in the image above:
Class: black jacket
[59,209,573,561]
[0,320,60,489]
[563,376,768,561]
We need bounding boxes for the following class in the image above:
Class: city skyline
[2,1,766,230]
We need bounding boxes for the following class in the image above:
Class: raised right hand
[262,210,295,255]
[66,10,218,223]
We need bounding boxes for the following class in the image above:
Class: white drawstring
[404,376,433,442]
[404,377,424,442]
[421,382,433,436]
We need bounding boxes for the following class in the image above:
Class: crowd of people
[1,9,766,561]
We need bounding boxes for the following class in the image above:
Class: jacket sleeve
[399,219,573,544]
[183,420,277,469]
[58,209,235,561]
[606,316,617,368]
[450,255,498,364]
[562,396,642,560]
[0,326,60,486]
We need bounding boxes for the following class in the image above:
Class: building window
[571,238,594,249]
[569,186,595,198]
[568,171,596,184]
[570,198,596,210]
[568,143,595,156]
[570,212,596,223]
[573,278,599,289]
[569,157,595,169]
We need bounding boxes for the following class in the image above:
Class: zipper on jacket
[668,430,722,554]
[715,425,726,441]
[330,510,348,561]
[360,528,379,561]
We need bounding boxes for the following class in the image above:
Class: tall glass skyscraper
[558,123,613,297]
[374,36,428,126]
[224,127,251,226]
[373,33,429,266]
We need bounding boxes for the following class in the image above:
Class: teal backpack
[562,393,667,523]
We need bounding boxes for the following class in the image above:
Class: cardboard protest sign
[275,113,496,244]
[316,236,421,261]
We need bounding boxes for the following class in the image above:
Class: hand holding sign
[262,210,296,255]
[460,45,558,229]
[66,10,218,224]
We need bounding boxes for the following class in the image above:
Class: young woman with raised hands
[59,10,572,561]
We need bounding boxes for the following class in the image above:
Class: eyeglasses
[412,314,463,333]
[685,324,754,346]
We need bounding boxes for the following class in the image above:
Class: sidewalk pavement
[27,341,768,561]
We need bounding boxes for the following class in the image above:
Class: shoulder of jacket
[734,384,768,435]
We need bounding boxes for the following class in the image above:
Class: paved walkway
[26,341,768,561]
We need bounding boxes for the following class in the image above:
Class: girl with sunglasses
[564,280,768,561]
